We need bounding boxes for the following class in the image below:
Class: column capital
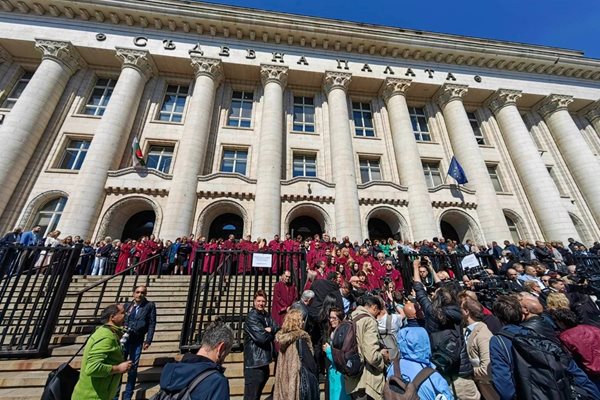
[434,83,468,108]
[260,64,288,88]
[190,56,223,83]
[380,78,412,103]
[0,45,12,64]
[34,39,86,73]
[535,94,573,118]
[323,71,352,94]
[485,89,523,114]
[583,100,600,123]
[115,48,157,81]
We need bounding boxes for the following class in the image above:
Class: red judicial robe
[271,281,298,327]
[268,239,282,273]
[116,243,131,274]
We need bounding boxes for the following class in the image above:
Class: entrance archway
[208,213,244,240]
[368,218,394,241]
[289,215,322,239]
[439,210,481,243]
[122,210,156,240]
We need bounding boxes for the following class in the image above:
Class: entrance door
[440,220,460,242]
[121,210,156,240]
[368,218,395,241]
[289,216,322,240]
[208,213,244,240]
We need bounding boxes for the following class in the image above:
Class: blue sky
[199,0,600,59]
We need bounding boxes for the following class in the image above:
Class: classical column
[536,94,600,225]
[251,65,288,239]
[161,57,223,239]
[585,101,600,136]
[381,78,437,240]
[59,48,156,238]
[0,39,84,218]
[435,84,511,243]
[323,71,362,241]
[486,90,577,240]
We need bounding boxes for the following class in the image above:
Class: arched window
[570,214,589,245]
[33,197,67,237]
[505,215,520,243]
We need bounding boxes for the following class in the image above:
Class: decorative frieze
[34,39,85,73]
[260,64,288,88]
[380,78,411,103]
[485,89,522,115]
[115,48,157,80]
[534,94,574,118]
[584,100,600,123]
[323,71,351,93]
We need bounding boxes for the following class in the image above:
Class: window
[84,78,116,116]
[293,96,315,133]
[58,138,91,170]
[292,153,317,177]
[547,166,566,196]
[146,145,174,173]
[467,111,485,145]
[359,158,382,183]
[220,149,248,175]
[505,215,520,243]
[422,162,442,188]
[1,71,33,109]
[227,91,253,128]
[158,85,189,122]
[33,197,67,238]
[409,107,431,141]
[352,102,375,137]
[487,164,504,192]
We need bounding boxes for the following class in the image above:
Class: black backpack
[331,313,369,377]
[150,369,218,400]
[429,325,463,378]
[497,331,581,400]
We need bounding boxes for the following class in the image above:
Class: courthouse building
[0,0,599,245]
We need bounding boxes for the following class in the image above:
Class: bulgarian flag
[132,137,145,166]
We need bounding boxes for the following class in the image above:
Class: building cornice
[2,0,600,81]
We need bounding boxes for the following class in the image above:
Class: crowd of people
[48,226,600,400]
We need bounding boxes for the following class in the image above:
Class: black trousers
[351,390,374,400]
[243,365,270,400]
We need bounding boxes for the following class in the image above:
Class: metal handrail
[66,253,163,334]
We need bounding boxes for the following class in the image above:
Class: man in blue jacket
[19,225,41,245]
[158,321,233,399]
[489,294,600,400]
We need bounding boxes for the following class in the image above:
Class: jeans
[243,365,270,400]
[117,339,144,400]
[92,256,107,275]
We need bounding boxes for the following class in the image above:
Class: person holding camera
[72,304,132,400]
[117,285,156,400]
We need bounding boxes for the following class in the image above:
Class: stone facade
[0,0,599,244]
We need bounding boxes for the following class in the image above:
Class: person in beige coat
[461,297,500,400]
[344,295,389,400]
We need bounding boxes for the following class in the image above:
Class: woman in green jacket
[72,304,132,400]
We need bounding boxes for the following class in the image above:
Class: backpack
[429,325,462,377]
[379,314,400,361]
[383,357,435,400]
[497,331,585,400]
[331,313,370,377]
[150,369,218,400]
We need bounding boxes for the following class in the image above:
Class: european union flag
[448,156,468,184]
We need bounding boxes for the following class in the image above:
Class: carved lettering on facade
[246,49,256,59]
[219,46,230,56]
[383,66,394,75]
[271,52,284,63]
[133,36,148,47]
[405,68,416,77]
[297,56,309,65]
[446,72,456,81]
[336,59,349,70]
[361,63,372,72]
[425,69,435,78]
[163,40,176,50]
[189,43,204,56]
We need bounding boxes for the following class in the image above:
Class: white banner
[252,253,272,268]
[461,254,480,270]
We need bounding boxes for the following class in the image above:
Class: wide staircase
[0,274,281,400]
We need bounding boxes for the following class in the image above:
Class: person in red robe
[309,234,321,252]
[270,270,297,327]
[187,234,199,274]
[362,261,380,291]
[115,239,132,274]
[137,236,151,274]
[268,234,282,273]
[321,233,335,252]
[237,235,254,273]
[202,239,218,273]
[381,259,404,292]
[282,233,297,272]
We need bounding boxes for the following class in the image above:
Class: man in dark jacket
[490,294,599,400]
[158,320,233,399]
[119,285,157,400]
[243,289,278,400]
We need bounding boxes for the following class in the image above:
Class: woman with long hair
[323,307,350,400]
[274,309,318,400]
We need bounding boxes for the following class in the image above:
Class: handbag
[40,335,90,400]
